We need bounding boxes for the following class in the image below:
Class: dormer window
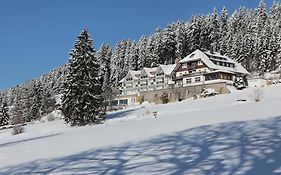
[182,63,187,69]
[190,54,195,58]
[198,61,203,65]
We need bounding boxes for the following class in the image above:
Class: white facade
[120,65,176,95]
[174,49,250,87]
[120,49,250,97]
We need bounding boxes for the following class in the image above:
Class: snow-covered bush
[234,76,247,90]
[253,88,263,102]
[200,88,218,98]
[12,125,24,135]
[46,113,55,122]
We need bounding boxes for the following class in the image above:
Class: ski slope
[0,85,281,174]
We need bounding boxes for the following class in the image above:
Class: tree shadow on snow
[1,116,281,175]
[106,107,142,120]
[0,133,62,149]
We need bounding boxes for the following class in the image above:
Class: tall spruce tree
[0,99,9,126]
[61,29,104,126]
[98,43,113,104]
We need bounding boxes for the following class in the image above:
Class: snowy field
[0,85,281,174]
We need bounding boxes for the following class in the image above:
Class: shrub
[46,113,55,122]
[160,92,169,104]
[200,88,218,98]
[12,125,24,135]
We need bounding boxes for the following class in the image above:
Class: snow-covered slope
[0,85,281,174]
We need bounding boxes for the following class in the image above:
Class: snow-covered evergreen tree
[128,41,139,70]
[111,40,128,87]
[234,76,247,90]
[138,36,148,68]
[146,36,158,67]
[219,6,228,55]
[161,25,176,64]
[186,16,202,52]
[98,43,113,105]
[29,80,43,120]
[208,8,220,51]
[175,21,186,59]
[0,99,9,126]
[61,29,104,126]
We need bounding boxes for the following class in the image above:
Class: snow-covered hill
[1,85,281,174]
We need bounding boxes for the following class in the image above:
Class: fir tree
[30,80,43,120]
[175,22,186,59]
[61,29,104,126]
[219,6,228,55]
[138,36,148,68]
[0,100,9,126]
[98,44,113,105]
[128,42,139,70]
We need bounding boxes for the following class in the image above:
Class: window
[198,61,203,65]
[195,77,201,82]
[182,63,187,69]
[190,54,195,58]
[157,71,164,76]
[177,81,183,86]
[186,78,191,84]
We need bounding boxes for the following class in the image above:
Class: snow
[141,67,158,77]
[1,84,281,174]
[158,64,177,75]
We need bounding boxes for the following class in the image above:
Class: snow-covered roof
[119,70,141,83]
[141,67,157,78]
[129,70,141,79]
[156,64,176,75]
[179,49,249,75]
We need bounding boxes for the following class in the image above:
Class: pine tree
[175,22,186,59]
[98,44,113,104]
[153,28,165,64]
[208,8,220,51]
[10,93,25,125]
[61,29,104,126]
[111,40,128,86]
[30,80,43,120]
[128,41,139,70]
[186,16,202,52]
[138,36,148,68]
[0,99,9,126]
[146,36,159,67]
[219,6,228,55]
[161,25,176,64]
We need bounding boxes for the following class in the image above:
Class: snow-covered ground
[0,85,281,174]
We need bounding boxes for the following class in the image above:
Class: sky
[0,0,276,90]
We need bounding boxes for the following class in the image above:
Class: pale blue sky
[0,0,275,90]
